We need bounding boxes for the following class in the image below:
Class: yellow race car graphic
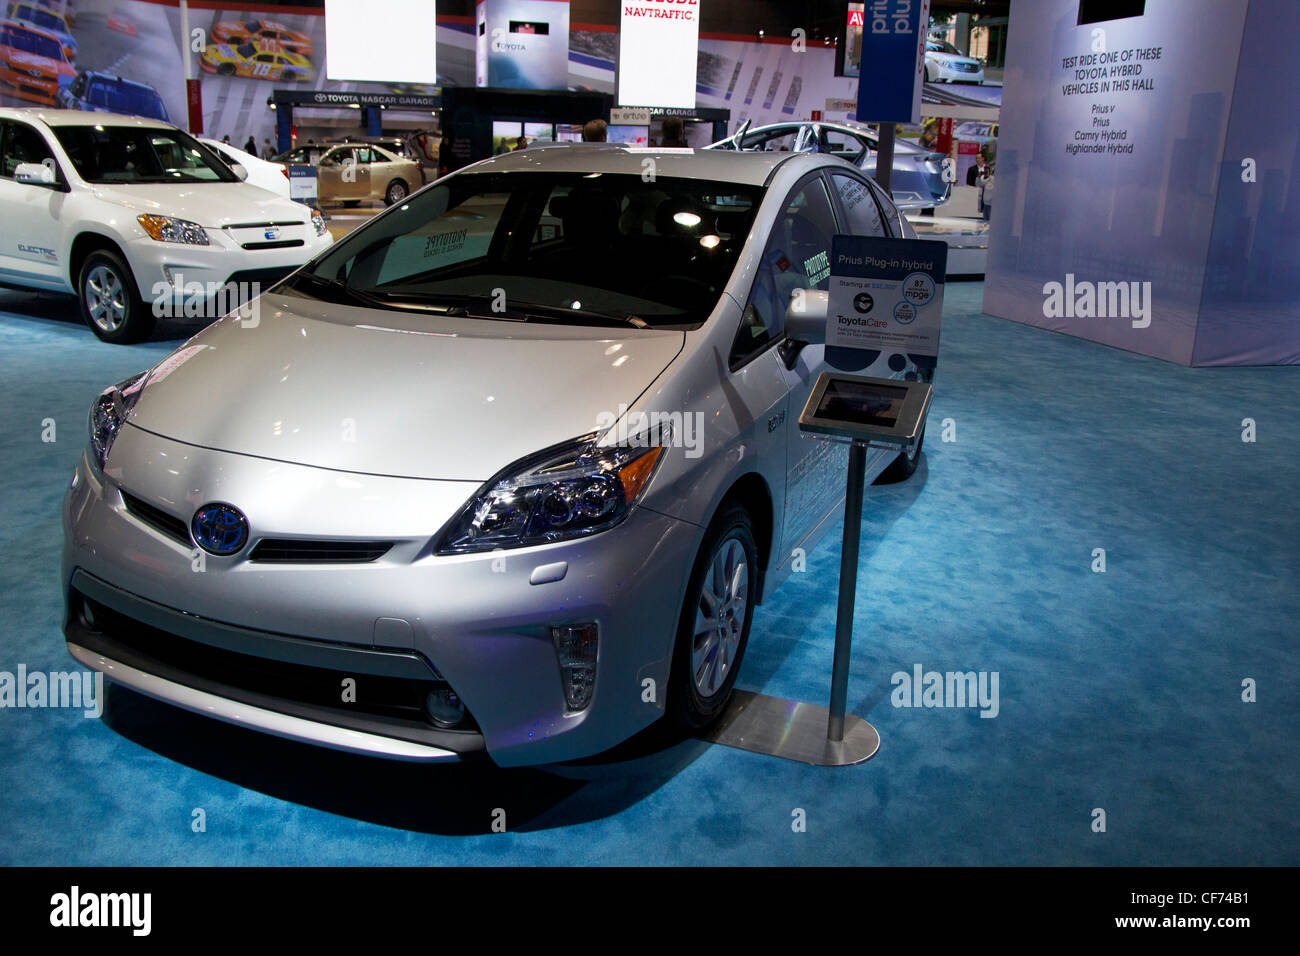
[200,41,310,82]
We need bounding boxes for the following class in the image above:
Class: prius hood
[92,182,313,229]
[125,291,685,482]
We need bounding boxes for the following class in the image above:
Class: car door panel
[0,120,67,288]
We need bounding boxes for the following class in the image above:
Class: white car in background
[200,137,290,198]
[924,39,984,84]
[0,108,332,343]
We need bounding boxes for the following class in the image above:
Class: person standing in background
[244,136,257,156]
[582,119,607,142]
[660,116,687,147]
[262,138,275,159]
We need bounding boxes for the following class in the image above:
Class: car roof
[463,143,803,186]
[0,106,173,129]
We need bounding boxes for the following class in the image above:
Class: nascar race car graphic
[209,18,313,59]
[0,17,73,105]
[7,1,75,60]
[200,41,311,82]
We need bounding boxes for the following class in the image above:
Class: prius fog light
[424,686,466,728]
[551,624,598,712]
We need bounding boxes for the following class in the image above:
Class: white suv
[0,108,333,343]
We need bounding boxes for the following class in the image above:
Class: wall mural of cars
[199,40,312,82]
[0,1,183,122]
[8,1,75,60]
[209,17,312,58]
[0,17,74,104]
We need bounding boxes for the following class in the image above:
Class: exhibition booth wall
[982,0,1300,366]
[0,0,861,147]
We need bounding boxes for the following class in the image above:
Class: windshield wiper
[366,290,649,328]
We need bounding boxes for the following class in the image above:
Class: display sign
[798,373,933,446]
[618,0,700,109]
[854,0,928,124]
[827,236,947,358]
[325,0,437,84]
[476,0,571,90]
[288,166,318,204]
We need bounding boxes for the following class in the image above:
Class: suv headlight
[137,214,210,246]
[88,372,147,471]
[436,431,668,554]
[310,209,328,237]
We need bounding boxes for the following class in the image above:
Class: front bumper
[62,427,700,766]
[124,227,332,314]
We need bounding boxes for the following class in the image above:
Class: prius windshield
[51,124,236,183]
[289,171,763,329]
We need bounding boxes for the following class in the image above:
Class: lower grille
[249,539,394,563]
[67,576,483,748]
[240,239,305,250]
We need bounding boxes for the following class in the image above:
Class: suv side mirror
[15,162,57,187]
[784,289,828,345]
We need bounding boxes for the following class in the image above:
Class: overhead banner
[826,236,947,372]
[618,0,700,108]
[854,0,928,124]
[326,0,437,84]
[476,0,571,90]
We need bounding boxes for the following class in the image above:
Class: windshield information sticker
[827,236,947,359]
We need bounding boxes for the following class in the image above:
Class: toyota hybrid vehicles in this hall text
[63,145,926,766]
[0,109,333,342]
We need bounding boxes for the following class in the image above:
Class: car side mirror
[15,162,57,187]
[784,289,828,345]
[229,162,249,181]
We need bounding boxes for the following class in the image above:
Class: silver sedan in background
[707,119,951,211]
[62,145,924,766]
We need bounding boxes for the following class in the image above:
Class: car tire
[77,249,155,345]
[384,179,408,206]
[667,503,758,731]
[875,424,925,484]
[217,62,235,76]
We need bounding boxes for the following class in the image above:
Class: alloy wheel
[85,265,126,333]
[691,535,749,698]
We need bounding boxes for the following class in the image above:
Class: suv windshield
[51,125,237,184]
[288,171,762,329]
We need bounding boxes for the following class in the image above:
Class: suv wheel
[78,250,155,344]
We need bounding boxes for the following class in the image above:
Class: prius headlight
[437,431,669,554]
[137,214,210,246]
[88,372,147,471]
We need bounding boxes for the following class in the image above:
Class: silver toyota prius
[62,144,923,766]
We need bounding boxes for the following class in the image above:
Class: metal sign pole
[827,441,867,741]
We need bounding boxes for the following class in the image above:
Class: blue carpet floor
[0,283,1296,865]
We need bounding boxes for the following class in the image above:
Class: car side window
[353,147,375,165]
[0,121,54,179]
[831,173,887,237]
[731,176,838,368]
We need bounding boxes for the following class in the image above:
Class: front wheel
[667,504,757,731]
[78,250,154,344]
